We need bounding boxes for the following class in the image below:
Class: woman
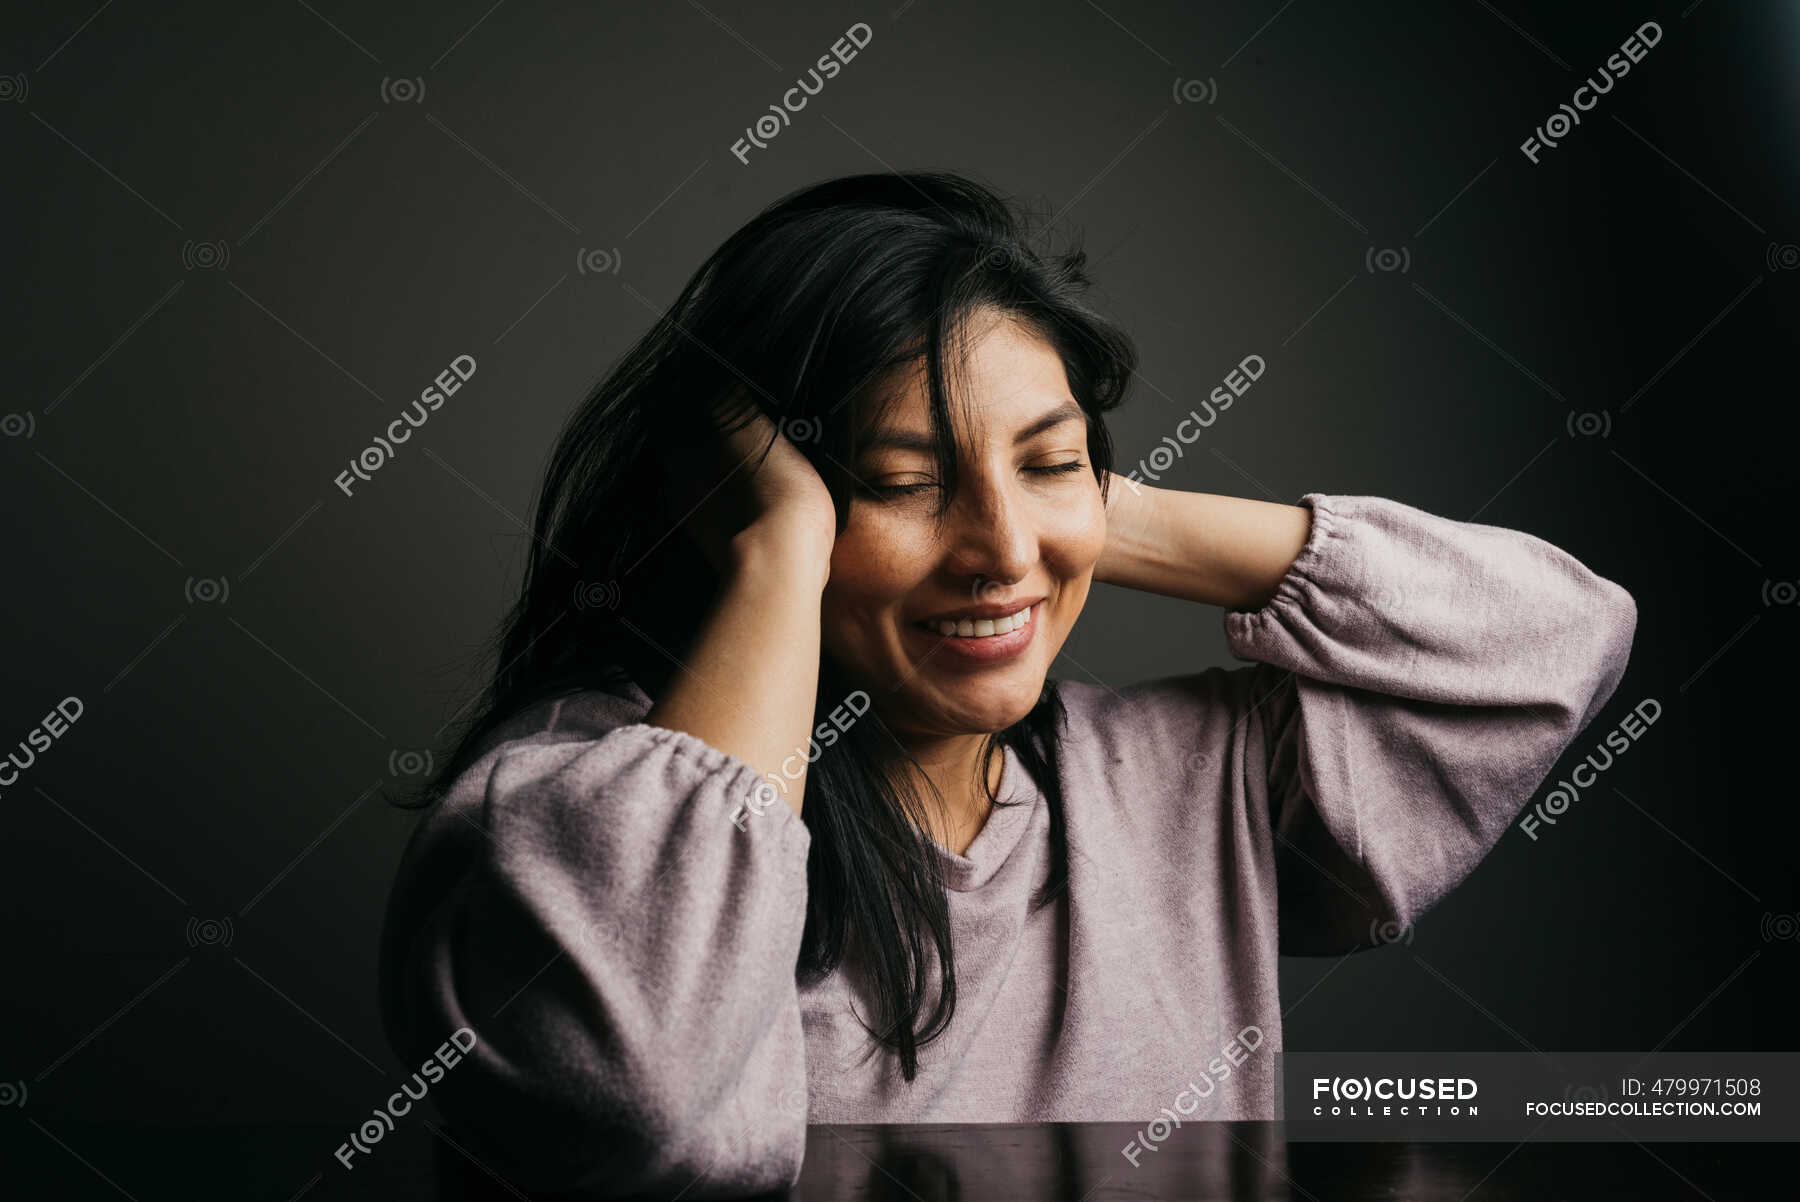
[376,171,1636,1197]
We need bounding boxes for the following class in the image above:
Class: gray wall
[5,0,1793,1164]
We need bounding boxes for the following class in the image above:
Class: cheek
[821,510,934,641]
[1041,486,1108,576]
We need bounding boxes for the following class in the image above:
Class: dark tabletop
[6,1120,1780,1200]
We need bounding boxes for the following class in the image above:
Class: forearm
[643,530,827,818]
[1094,477,1312,611]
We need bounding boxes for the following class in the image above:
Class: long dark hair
[402,171,1137,1080]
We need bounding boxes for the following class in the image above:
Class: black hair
[401,170,1137,1080]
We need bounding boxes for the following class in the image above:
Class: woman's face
[821,310,1107,740]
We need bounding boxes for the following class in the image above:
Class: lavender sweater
[377,492,1636,1197]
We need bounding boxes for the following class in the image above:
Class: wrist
[729,523,833,593]
[1095,474,1160,587]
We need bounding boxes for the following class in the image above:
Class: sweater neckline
[615,674,1041,890]
[928,742,1042,892]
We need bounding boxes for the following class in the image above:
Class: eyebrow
[861,400,1083,454]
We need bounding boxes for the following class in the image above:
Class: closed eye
[859,460,1087,499]
[857,478,936,498]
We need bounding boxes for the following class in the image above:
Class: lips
[914,602,1035,639]
[911,596,1045,637]
[906,600,1040,666]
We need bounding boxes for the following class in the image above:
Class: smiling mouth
[912,603,1036,639]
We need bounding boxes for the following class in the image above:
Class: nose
[941,470,1036,585]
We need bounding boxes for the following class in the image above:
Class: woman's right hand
[647,399,838,818]
[669,399,838,585]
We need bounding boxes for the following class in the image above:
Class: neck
[898,730,1004,857]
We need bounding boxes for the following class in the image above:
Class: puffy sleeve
[376,693,813,1197]
[1223,493,1637,954]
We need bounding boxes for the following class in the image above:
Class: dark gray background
[4,0,1795,1196]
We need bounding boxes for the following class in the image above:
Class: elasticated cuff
[1223,492,1345,654]
[613,722,814,855]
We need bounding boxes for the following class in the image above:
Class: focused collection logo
[1310,1075,1480,1117]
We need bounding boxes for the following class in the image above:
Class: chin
[915,671,1047,733]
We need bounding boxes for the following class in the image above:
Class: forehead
[859,312,1072,442]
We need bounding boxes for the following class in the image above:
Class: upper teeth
[928,604,1033,638]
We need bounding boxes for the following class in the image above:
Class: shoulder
[440,677,658,807]
[1051,661,1289,764]
[1045,663,1296,832]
